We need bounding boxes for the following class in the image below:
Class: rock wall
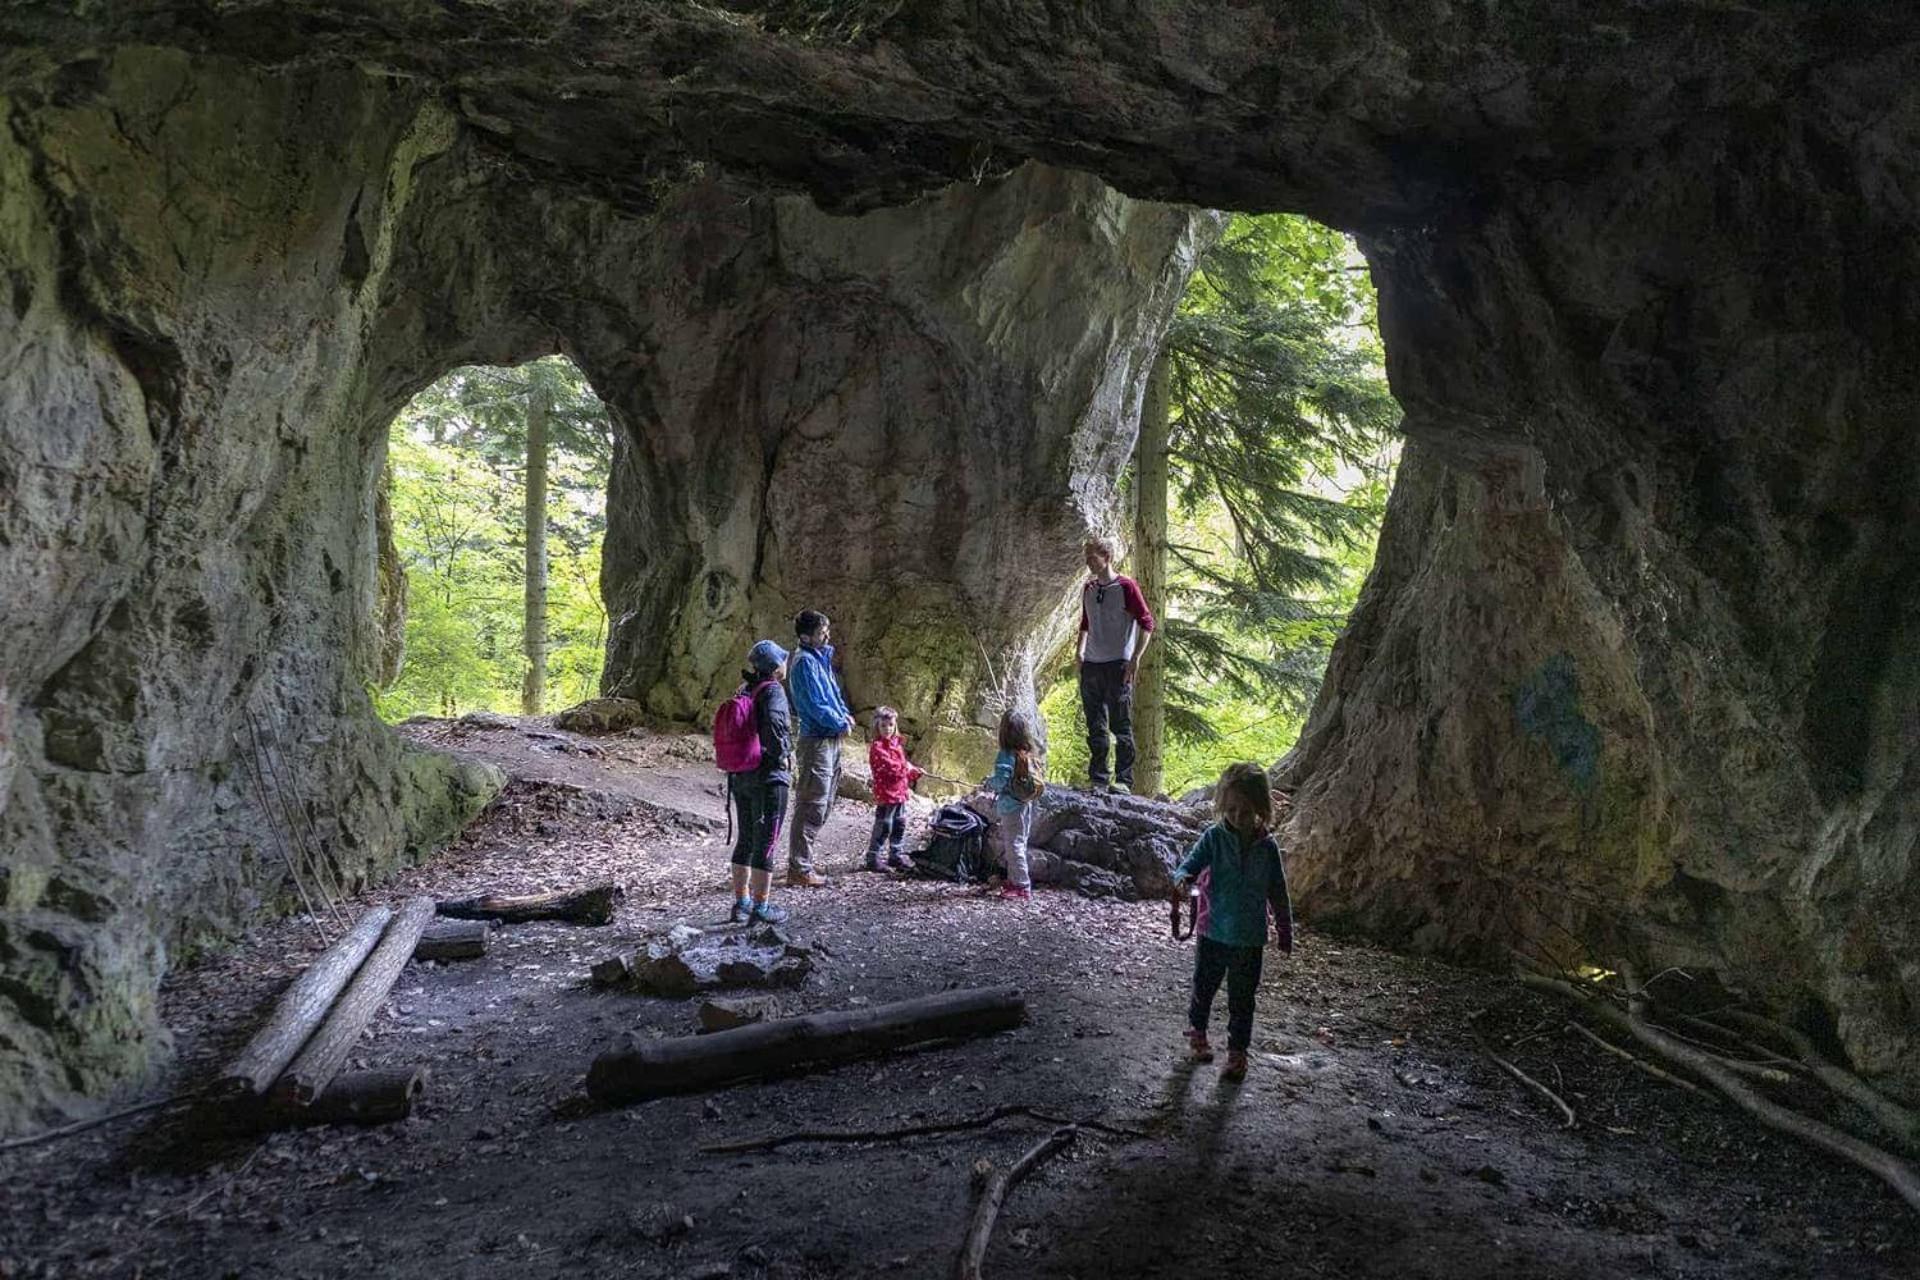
[593,171,1210,775]
[0,54,509,1132]
[1284,103,1920,1092]
[5,2,1920,1110]
[0,52,1205,1129]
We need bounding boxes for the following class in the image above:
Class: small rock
[702,1098,724,1121]
[1470,1165,1507,1187]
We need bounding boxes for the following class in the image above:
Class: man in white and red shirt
[1077,535,1157,793]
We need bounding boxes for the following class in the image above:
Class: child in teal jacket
[1170,762,1293,1080]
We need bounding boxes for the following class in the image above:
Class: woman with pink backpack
[714,640,795,924]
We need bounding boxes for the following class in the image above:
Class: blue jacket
[1174,823,1292,951]
[988,749,1028,815]
[787,643,852,739]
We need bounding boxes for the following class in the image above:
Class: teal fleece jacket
[1174,822,1289,950]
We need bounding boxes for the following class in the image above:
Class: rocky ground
[3,718,1915,1280]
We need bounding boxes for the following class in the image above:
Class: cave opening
[1039,210,1401,798]
[374,355,615,722]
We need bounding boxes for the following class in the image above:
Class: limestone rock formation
[966,789,1207,900]
[4,1,1919,1119]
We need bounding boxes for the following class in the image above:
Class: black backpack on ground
[911,804,996,882]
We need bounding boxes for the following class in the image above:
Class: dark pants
[1078,659,1135,787]
[866,802,907,865]
[1189,937,1264,1052]
[729,775,788,872]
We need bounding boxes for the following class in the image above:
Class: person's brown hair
[1213,762,1273,829]
[1083,535,1117,561]
[998,709,1036,753]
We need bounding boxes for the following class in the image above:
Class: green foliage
[1047,213,1400,785]
[374,357,612,720]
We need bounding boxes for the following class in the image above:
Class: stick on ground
[1524,971,1920,1214]
[413,919,491,962]
[268,1066,429,1127]
[702,1103,1145,1155]
[275,897,436,1106]
[1486,1047,1576,1129]
[220,905,394,1096]
[954,1126,1078,1280]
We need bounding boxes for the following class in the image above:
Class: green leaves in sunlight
[375,357,613,720]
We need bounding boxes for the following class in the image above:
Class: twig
[1721,1011,1920,1157]
[701,1104,1144,1155]
[954,1126,1078,1280]
[1564,1021,1708,1096]
[235,722,330,947]
[0,1091,195,1153]
[247,708,352,930]
[1525,972,1920,1214]
[1485,1047,1576,1129]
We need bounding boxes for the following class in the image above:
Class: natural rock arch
[2,4,1918,1128]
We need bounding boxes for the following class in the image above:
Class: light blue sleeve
[988,750,1014,798]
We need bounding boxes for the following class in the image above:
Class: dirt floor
[4,717,1916,1279]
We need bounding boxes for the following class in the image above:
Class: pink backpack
[713,682,773,773]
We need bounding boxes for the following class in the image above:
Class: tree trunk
[1131,347,1171,798]
[521,377,550,715]
[587,986,1026,1105]
[274,897,436,1106]
[436,882,620,925]
[219,905,394,1097]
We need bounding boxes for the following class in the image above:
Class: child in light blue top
[988,709,1041,901]
[1170,761,1293,1080]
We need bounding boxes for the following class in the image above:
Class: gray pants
[995,803,1034,890]
[788,735,841,874]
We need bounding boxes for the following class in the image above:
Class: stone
[616,932,813,999]
[552,698,652,735]
[972,788,1207,899]
[697,997,780,1033]
[455,711,516,732]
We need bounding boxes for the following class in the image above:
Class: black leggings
[1189,937,1264,1052]
[729,776,789,872]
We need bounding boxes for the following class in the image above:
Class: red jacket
[868,735,923,806]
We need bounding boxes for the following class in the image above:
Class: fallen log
[274,897,436,1106]
[587,986,1026,1105]
[414,920,491,962]
[219,905,394,1096]
[270,1067,429,1127]
[954,1126,1078,1280]
[437,882,620,926]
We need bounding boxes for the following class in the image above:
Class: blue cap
[748,640,789,675]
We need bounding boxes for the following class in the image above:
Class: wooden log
[588,986,1026,1105]
[414,919,491,962]
[275,897,436,1106]
[219,905,394,1096]
[436,882,620,925]
[268,1067,429,1128]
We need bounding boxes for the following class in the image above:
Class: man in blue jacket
[785,609,854,886]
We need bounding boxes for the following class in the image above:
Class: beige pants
[787,735,841,874]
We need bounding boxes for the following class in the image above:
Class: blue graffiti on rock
[1513,653,1601,793]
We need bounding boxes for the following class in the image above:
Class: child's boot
[887,850,915,872]
[1185,1029,1214,1064]
[1221,1049,1249,1081]
[863,852,882,872]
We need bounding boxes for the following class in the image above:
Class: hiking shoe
[1185,1029,1214,1064]
[999,885,1033,902]
[1110,782,1133,796]
[862,856,882,873]
[887,852,915,873]
[1088,781,1110,795]
[1221,1050,1249,1081]
[750,900,790,925]
[785,869,828,888]
[728,897,752,923]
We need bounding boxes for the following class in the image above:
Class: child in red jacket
[865,706,924,872]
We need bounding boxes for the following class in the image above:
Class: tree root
[954,1125,1078,1280]
[701,1103,1145,1155]
[1521,970,1920,1214]
[1564,1021,1708,1097]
